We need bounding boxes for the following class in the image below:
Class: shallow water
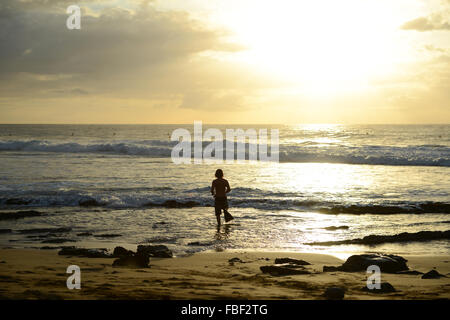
[0,124,449,256]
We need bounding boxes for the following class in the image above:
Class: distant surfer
[211,169,234,227]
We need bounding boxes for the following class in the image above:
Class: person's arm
[211,180,215,196]
[225,180,231,194]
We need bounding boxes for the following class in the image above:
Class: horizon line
[0,122,449,126]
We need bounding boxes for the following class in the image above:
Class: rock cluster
[323,254,408,273]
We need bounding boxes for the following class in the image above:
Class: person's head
[215,169,224,178]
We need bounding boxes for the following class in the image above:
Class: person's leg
[215,207,221,226]
[223,209,234,222]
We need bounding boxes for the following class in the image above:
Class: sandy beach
[0,249,448,300]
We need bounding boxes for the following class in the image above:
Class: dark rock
[95,234,122,238]
[306,230,450,246]
[112,252,149,268]
[324,287,345,300]
[0,210,42,221]
[318,202,450,215]
[18,227,71,234]
[422,270,445,279]
[362,282,396,293]
[42,238,76,244]
[58,247,111,258]
[260,265,311,276]
[143,200,199,208]
[418,202,450,214]
[324,226,349,231]
[0,229,12,234]
[323,266,340,272]
[342,254,408,273]
[113,246,134,257]
[5,198,31,205]
[274,258,310,266]
[229,257,243,263]
[76,232,93,236]
[396,270,424,275]
[78,199,101,207]
[137,245,173,258]
[187,241,214,246]
[274,263,306,269]
[323,254,408,273]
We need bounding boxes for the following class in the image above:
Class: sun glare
[217,0,402,95]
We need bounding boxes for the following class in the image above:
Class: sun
[216,0,403,96]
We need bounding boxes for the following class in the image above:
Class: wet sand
[0,249,449,299]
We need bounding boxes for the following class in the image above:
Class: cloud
[0,2,230,75]
[401,15,450,31]
[0,0,271,113]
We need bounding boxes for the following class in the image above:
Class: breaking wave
[1,191,449,214]
[0,139,449,167]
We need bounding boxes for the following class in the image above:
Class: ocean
[0,124,449,258]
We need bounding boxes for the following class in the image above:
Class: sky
[0,0,449,124]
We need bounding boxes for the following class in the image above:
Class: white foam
[0,139,448,166]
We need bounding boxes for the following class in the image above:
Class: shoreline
[0,248,448,300]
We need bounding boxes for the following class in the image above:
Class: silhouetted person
[211,169,233,227]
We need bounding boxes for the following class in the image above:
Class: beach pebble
[274,258,310,265]
[421,270,445,279]
[396,270,424,275]
[362,282,396,293]
[260,265,311,276]
[324,287,345,300]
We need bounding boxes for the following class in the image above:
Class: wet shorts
[214,197,228,215]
